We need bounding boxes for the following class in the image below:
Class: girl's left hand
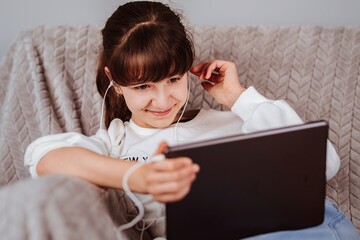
[130,142,200,203]
[190,60,246,108]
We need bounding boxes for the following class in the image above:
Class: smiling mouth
[146,107,172,117]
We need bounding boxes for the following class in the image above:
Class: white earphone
[173,74,191,144]
[99,80,114,130]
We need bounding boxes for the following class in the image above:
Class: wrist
[227,86,246,108]
[127,162,147,193]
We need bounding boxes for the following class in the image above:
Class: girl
[24,1,359,239]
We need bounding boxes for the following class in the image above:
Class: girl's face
[117,73,188,128]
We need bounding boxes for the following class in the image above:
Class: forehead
[118,69,187,86]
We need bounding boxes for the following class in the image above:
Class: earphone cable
[100,80,114,130]
[173,75,191,145]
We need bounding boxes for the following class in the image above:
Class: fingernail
[184,158,192,165]
[193,164,200,172]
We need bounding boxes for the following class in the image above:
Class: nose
[152,85,171,109]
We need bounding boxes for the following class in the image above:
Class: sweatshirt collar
[127,119,161,136]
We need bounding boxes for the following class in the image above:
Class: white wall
[1,0,360,59]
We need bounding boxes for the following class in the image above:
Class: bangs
[108,23,194,86]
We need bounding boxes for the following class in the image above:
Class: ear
[104,66,112,81]
[105,66,122,95]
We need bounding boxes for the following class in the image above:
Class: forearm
[37,147,136,190]
[36,144,199,203]
[231,87,304,132]
[231,87,340,180]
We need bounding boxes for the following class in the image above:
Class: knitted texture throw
[1,25,360,233]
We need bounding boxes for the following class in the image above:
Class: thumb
[201,81,214,92]
[154,141,168,155]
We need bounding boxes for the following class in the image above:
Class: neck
[172,109,200,124]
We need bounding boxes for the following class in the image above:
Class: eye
[134,84,150,90]
[169,76,182,84]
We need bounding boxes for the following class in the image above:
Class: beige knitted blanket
[1,25,360,236]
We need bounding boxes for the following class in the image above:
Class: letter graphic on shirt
[120,148,150,163]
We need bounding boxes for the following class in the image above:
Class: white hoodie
[24,86,340,238]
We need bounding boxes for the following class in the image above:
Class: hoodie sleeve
[231,86,340,181]
[24,119,126,178]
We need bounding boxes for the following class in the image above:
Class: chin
[149,119,174,128]
[147,114,178,128]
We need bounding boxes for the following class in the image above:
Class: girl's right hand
[130,142,200,203]
[190,60,246,108]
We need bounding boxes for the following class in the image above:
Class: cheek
[122,92,150,111]
[173,82,189,102]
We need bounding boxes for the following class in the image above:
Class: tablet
[164,121,328,240]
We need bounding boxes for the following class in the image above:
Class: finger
[155,179,195,203]
[201,81,214,92]
[152,179,194,203]
[205,71,222,83]
[154,141,168,155]
[147,162,198,183]
[198,60,226,80]
[191,61,217,80]
[151,157,193,171]
[200,62,216,80]
[190,62,209,76]
[148,172,196,195]
[206,60,228,77]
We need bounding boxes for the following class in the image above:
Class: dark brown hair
[96,1,195,128]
